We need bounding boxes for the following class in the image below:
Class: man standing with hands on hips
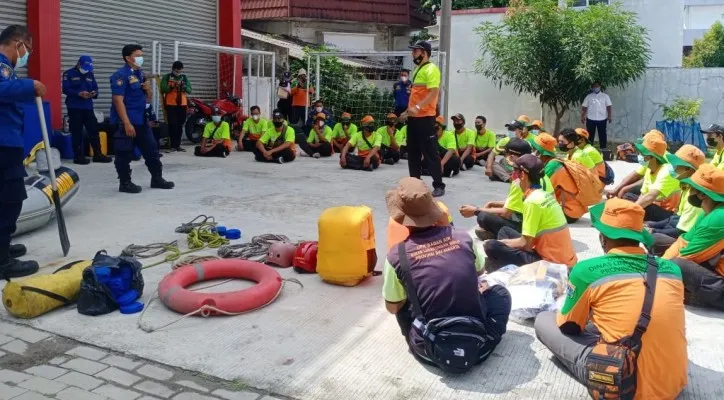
[401,41,445,198]
[110,44,174,194]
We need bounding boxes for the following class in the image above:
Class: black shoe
[151,177,175,189]
[276,157,285,164]
[93,155,113,163]
[9,244,27,258]
[432,187,445,197]
[175,147,186,152]
[0,258,39,279]
[119,181,143,194]
[73,157,90,165]
[474,227,495,241]
[384,158,395,166]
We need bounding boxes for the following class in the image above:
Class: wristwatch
[474,208,482,216]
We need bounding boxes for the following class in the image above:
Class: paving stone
[101,355,142,370]
[0,334,12,345]
[61,358,108,375]
[57,386,108,400]
[55,371,104,391]
[24,365,68,379]
[135,380,176,398]
[0,369,32,384]
[212,389,259,400]
[95,367,142,386]
[172,393,220,400]
[260,397,282,400]
[1,339,28,354]
[177,380,210,393]
[49,356,70,365]
[139,397,162,400]
[93,383,142,400]
[18,376,68,395]
[0,350,5,358]
[65,346,108,361]
[0,382,27,400]
[137,365,174,381]
[0,322,50,343]
[12,392,52,400]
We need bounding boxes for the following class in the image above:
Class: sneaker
[151,177,175,189]
[277,157,285,164]
[0,258,39,279]
[119,181,143,194]
[93,155,113,163]
[313,153,321,159]
[474,227,495,241]
[73,157,90,165]
[9,243,26,258]
[384,158,395,166]
[175,147,186,152]
[432,187,445,197]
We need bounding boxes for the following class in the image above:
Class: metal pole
[152,41,158,118]
[271,53,276,117]
[247,54,252,111]
[173,41,179,61]
[439,1,452,118]
[157,43,164,121]
[315,55,321,102]
[256,54,260,109]
[305,55,311,123]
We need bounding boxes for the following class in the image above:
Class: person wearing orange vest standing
[401,41,444,198]
[161,61,192,152]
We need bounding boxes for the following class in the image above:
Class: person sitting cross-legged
[297,112,333,158]
[663,163,724,311]
[558,128,595,169]
[377,113,401,165]
[397,122,408,160]
[473,116,495,166]
[238,105,268,152]
[339,115,381,171]
[194,107,232,158]
[253,109,296,164]
[451,113,475,171]
[482,154,577,271]
[535,198,687,400]
[382,177,512,370]
[331,112,357,153]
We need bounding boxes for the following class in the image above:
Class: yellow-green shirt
[241,118,268,139]
[504,177,554,214]
[582,144,604,166]
[332,122,358,140]
[454,128,476,150]
[712,148,724,170]
[437,130,457,151]
[568,148,595,169]
[349,131,382,153]
[376,126,399,148]
[396,126,407,147]
[521,132,537,146]
[202,121,231,141]
[494,137,511,155]
[641,165,681,201]
[676,186,704,232]
[475,129,496,150]
[259,125,295,148]
[307,125,334,144]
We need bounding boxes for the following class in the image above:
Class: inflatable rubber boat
[13,166,80,237]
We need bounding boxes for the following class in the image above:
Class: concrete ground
[1,150,723,400]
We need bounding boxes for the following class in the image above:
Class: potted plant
[656,97,706,153]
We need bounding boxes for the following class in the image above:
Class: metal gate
[0,0,27,78]
[60,0,218,120]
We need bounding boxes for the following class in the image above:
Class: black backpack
[397,242,493,374]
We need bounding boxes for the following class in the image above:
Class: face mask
[558,143,570,152]
[688,194,704,208]
[707,137,719,147]
[315,107,323,113]
[401,76,408,82]
[507,131,516,138]
[413,55,424,65]
[475,124,483,131]
[318,121,325,127]
[173,70,181,76]
[531,129,540,135]
[15,43,29,69]
[363,128,373,134]
[79,67,89,74]
[134,56,144,67]
[637,154,647,166]
[667,164,679,179]
[342,123,350,129]
[592,87,601,94]
[252,114,260,121]
[386,121,395,127]
[273,121,283,128]
[453,123,464,130]
[212,116,222,123]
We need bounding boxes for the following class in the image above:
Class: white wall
[622,0,684,67]
[242,77,273,117]
[685,4,724,29]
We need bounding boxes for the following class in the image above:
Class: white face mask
[318,121,325,127]
[315,107,323,113]
[252,114,260,121]
[531,129,540,135]
[79,67,89,74]
[401,76,408,82]
[212,116,222,123]
[134,56,144,67]
[507,131,517,138]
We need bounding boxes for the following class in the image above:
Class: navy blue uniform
[393,80,411,115]
[62,67,104,159]
[109,65,162,183]
[0,53,34,261]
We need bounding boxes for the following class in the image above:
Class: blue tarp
[655,120,708,153]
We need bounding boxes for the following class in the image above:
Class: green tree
[475,0,650,133]
[684,21,724,68]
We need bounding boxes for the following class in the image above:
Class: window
[572,0,610,6]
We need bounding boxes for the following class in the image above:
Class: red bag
[293,241,318,274]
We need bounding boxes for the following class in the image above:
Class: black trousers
[241,137,257,152]
[381,146,400,164]
[113,124,163,183]
[343,154,379,171]
[407,116,444,189]
[422,148,461,177]
[477,211,522,237]
[622,192,675,222]
[395,285,512,365]
[252,146,296,163]
[461,154,475,169]
[277,98,291,119]
[0,147,26,263]
[67,108,103,158]
[290,106,306,126]
[165,105,187,149]
[400,145,408,160]
[483,226,542,272]
[674,258,724,311]
[586,118,608,149]
[194,143,229,158]
[296,134,333,157]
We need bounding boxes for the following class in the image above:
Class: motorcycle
[185,92,247,143]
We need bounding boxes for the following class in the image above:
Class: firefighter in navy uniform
[110,44,174,193]
[0,25,44,278]
[62,55,112,165]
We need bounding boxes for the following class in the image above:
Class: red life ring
[157,259,283,316]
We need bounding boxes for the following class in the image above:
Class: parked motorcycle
[185,92,246,143]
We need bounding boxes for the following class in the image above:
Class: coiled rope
[217,234,292,260]
[175,214,217,234]
[172,255,220,270]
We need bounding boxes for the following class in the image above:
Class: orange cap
[644,129,665,141]
[436,115,445,125]
[600,198,645,232]
[674,145,706,169]
[684,163,724,202]
[517,115,531,125]
[360,115,375,126]
[533,133,557,156]
[315,112,326,120]
[575,128,590,139]
[386,113,398,120]
[532,120,544,129]
[341,112,352,120]
[639,134,667,158]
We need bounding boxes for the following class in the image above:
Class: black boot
[119,181,143,194]
[9,243,26,258]
[93,154,113,163]
[0,258,39,279]
[151,176,175,189]
[73,157,90,165]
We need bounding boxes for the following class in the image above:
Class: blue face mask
[15,43,29,69]
[637,154,647,166]
[593,87,601,94]
[134,56,144,67]
[507,131,517,138]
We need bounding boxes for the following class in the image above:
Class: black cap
[505,120,525,130]
[451,113,465,122]
[272,109,283,119]
[409,40,432,54]
[212,107,221,115]
[702,124,724,135]
[505,138,532,156]
[514,154,544,176]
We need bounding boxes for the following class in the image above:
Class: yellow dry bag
[317,206,377,286]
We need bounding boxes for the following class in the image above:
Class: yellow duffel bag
[317,206,377,287]
[3,260,91,319]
